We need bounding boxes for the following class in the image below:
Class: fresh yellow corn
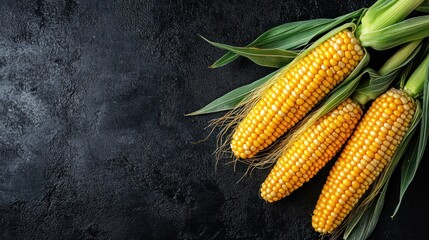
[231,30,364,159]
[260,98,363,202]
[312,88,416,234]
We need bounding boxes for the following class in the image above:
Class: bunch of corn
[260,39,422,203]
[312,48,429,236]
[191,0,429,166]
[189,0,429,239]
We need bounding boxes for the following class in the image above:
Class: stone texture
[0,0,428,239]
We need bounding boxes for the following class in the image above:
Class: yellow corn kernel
[260,99,363,202]
[231,30,364,159]
[312,88,416,234]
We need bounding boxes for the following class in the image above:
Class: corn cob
[260,98,363,202]
[312,88,416,234]
[231,30,364,159]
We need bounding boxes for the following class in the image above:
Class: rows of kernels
[260,98,363,202]
[312,88,416,234]
[231,30,364,159]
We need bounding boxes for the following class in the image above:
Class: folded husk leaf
[211,9,365,68]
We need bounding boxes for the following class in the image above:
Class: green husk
[404,49,429,97]
[359,15,429,50]
[195,0,427,115]
[352,70,398,105]
[201,36,298,68]
[378,40,423,75]
[210,9,365,68]
[352,40,422,105]
[357,0,423,38]
[399,62,415,89]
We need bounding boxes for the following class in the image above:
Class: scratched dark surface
[1,0,428,239]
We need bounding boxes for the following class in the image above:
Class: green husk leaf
[186,69,280,116]
[211,8,365,68]
[358,0,398,32]
[378,40,423,76]
[400,41,429,88]
[394,77,429,216]
[417,0,429,12]
[201,36,298,68]
[343,181,389,240]
[404,49,429,97]
[358,0,423,38]
[352,69,397,105]
[399,60,416,89]
[353,40,422,104]
[359,15,429,50]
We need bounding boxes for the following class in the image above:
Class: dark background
[1,0,428,239]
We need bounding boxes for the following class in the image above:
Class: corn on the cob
[260,98,363,202]
[312,88,416,234]
[231,30,364,159]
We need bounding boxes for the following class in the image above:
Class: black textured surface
[1,0,428,239]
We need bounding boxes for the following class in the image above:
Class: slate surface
[0,0,428,239]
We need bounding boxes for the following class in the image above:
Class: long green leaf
[186,70,280,116]
[201,36,298,68]
[191,23,361,116]
[394,76,429,216]
[211,9,365,68]
[252,9,362,47]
